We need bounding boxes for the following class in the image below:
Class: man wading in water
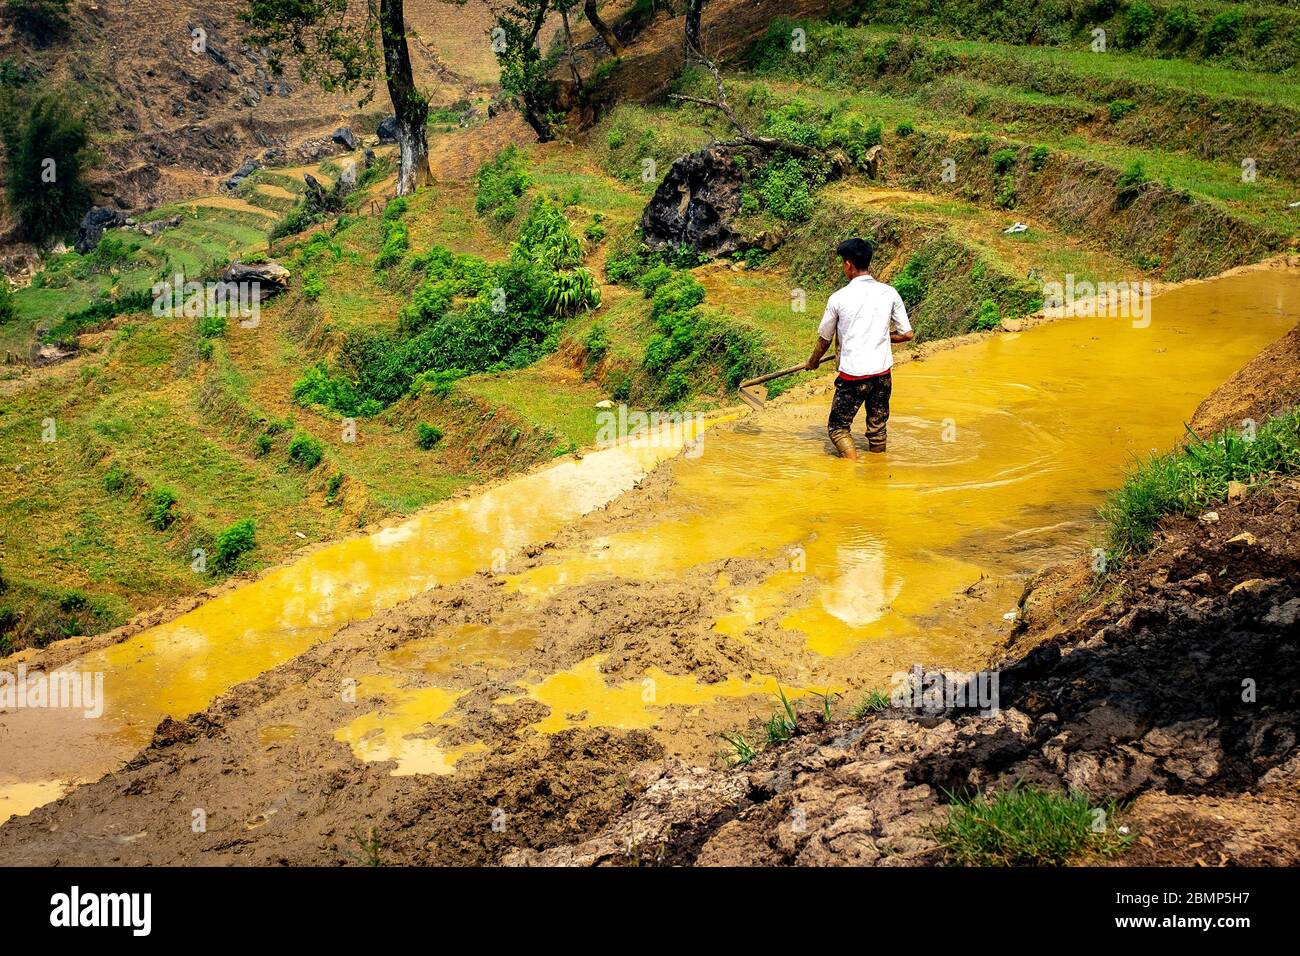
[805,238,914,459]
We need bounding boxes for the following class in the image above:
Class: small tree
[241,0,431,194]
[0,91,91,244]
[491,0,558,142]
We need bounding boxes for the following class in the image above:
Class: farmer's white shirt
[817,275,911,377]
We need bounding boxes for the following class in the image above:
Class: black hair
[836,237,874,271]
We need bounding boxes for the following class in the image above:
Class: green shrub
[638,262,674,297]
[325,472,344,504]
[1121,1,1156,46]
[1162,5,1198,37]
[197,313,226,338]
[972,299,1001,331]
[475,144,531,222]
[146,487,177,530]
[416,423,443,449]
[254,433,272,456]
[892,255,928,308]
[584,321,610,361]
[0,91,91,244]
[895,120,914,137]
[288,431,324,469]
[197,339,214,360]
[79,234,138,275]
[990,148,1018,174]
[1204,9,1243,56]
[1107,99,1137,122]
[933,787,1130,866]
[213,518,256,572]
[103,462,127,494]
[606,128,625,150]
[1028,145,1049,171]
[1116,160,1148,192]
[302,269,324,300]
[971,133,992,155]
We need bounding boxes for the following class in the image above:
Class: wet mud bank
[508,481,1300,866]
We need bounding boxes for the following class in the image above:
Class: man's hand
[806,336,833,371]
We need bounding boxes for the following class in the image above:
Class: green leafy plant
[146,488,177,531]
[416,422,443,449]
[213,518,256,572]
[288,432,324,469]
[850,689,891,718]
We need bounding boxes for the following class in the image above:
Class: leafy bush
[972,299,1001,331]
[583,321,610,361]
[197,313,226,338]
[288,432,324,469]
[416,423,443,449]
[103,462,127,494]
[1028,145,1049,171]
[895,120,914,137]
[892,255,928,308]
[990,148,1018,174]
[1116,160,1148,192]
[0,91,91,244]
[1204,9,1243,56]
[754,155,822,222]
[1107,99,1137,122]
[1121,1,1156,46]
[146,488,177,530]
[475,144,531,222]
[374,198,410,270]
[79,234,138,275]
[213,518,256,572]
[292,362,383,417]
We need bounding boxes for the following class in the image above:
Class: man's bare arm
[806,336,833,370]
[891,330,914,344]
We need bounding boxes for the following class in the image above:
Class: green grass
[933,786,1132,866]
[850,688,891,717]
[1100,409,1300,561]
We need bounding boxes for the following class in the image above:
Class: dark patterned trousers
[828,372,892,453]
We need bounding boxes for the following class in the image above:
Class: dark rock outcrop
[75,206,127,254]
[641,145,747,256]
[377,115,398,144]
[223,158,258,192]
[221,260,290,301]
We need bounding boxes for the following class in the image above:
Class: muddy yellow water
[3,268,1297,823]
[0,424,706,822]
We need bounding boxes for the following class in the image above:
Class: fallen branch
[668,47,825,159]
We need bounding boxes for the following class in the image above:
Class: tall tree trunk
[379,0,431,194]
[583,0,624,55]
[521,0,554,143]
[561,6,583,87]
[685,0,704,59]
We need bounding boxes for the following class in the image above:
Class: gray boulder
[331,126,356,150]
[224,158,259,192]
[376,115,398,143]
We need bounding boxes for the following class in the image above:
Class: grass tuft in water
[1100,408,1300,563]
[850,688,891,718]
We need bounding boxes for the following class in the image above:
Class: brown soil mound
[1190,323,1300,437]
